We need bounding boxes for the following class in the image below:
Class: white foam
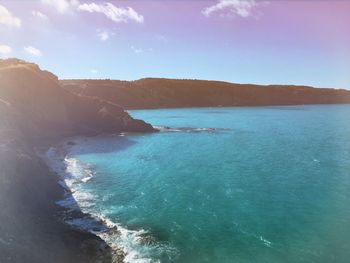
[87,212,178,263]
[44,139,178,263]
[236,226,273,248]
[259,236,272,247]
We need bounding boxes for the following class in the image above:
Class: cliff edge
[0,59,154,263]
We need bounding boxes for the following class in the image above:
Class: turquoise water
[67,105,350,263]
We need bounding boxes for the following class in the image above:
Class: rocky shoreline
[0,58,154,263]
[0,135,113,263]
[40,137,130,263]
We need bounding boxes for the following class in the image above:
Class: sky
[0,0,349,89]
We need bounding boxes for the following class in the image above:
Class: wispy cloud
[131,45,143,54]
[0,45,12,56]
[0,5,21,28]
[78,2,144,23]
[90,69,98,74]
[41,0,79,14]
[98,30,110,41]
[202,0,258,18]
[131,46,153,54]
[32,10,48,20]
[24,46,43,57]
[154,34,169,43]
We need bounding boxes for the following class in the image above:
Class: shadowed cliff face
[0,59,154,263]
[61,78,350,109]
[0,123,113,263]
[0,59,154,141]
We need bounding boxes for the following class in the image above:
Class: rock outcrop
[62,78,350,109]
[0,59,154,140]
[0,59,154,263]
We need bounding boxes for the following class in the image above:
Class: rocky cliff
[0,59,154,138]
[0,59,154,263]
[62,78,350,109]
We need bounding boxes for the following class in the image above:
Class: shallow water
[65,105,350,262]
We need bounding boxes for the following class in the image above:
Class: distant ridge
[61,78,350,109]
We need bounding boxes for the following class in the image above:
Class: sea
[47,105,350,263]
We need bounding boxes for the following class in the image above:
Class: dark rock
[0,58,156,263]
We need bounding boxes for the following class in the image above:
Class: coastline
[40,135,160,263]
[0,58,156,263]
[36,136,125,263]
[0,134,114,263]
[4,102,350,262]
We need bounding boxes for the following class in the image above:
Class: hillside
[0,59,153,138]
[0,59,154,263]
[61,78,350,109]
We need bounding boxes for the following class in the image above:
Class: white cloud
[41,0,79,14]
[131,46,143,54]
[24,46,42,57]
[130,46,153,54]
[0,45,12,56]
[202,0,258,18]
[32,10,48,20]
[78,2,144,23]
[0,5,21,28]
[90,69,98,74]
[98,30,109,41]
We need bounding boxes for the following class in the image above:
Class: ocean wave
[44,140,178,263]
[237,226,273,248]
[259,236,272,247]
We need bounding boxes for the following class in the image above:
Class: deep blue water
[66,105,350,263]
